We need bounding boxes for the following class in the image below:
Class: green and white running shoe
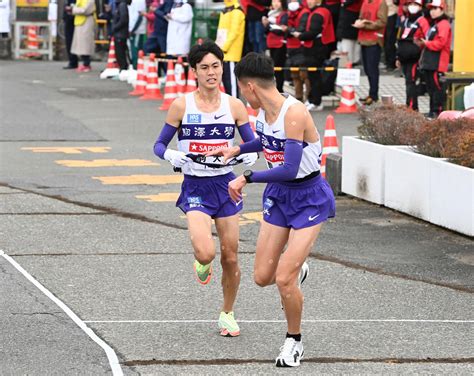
[193,260,212,285]
[218,311,240,337]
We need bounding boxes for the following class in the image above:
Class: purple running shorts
[177,172,243,218]
[262,174,335,229]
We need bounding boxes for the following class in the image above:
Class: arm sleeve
[237,122,257,143]
[153,123,179,159]
[239,137,264,154]
[250,139,303,183]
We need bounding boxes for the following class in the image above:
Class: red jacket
[266,12,288,48]
[287,8,309,49]
[421,15,451,72]
[303,6,335,47]
[358,0,386,45]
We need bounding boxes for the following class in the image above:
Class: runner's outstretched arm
[153,97,191,167]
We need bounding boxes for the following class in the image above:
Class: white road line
[0,250,123,376]
[84,319,474,324]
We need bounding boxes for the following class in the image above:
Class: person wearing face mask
[262,0,289,92]
[395,0,430,111]
[216,0,246,97]
[416,0,451,119]
[293,0,336,111]
[285,0,311,102]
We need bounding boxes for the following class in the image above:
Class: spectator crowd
[62,0,453,118]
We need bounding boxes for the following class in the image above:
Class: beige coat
[71,0,96,56]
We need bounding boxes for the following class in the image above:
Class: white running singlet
[255,95,322,179]
[177,92,236,177]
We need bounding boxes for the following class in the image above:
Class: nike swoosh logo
[272,130,279,134]
[214,114,225,120]
[308,214,320,221]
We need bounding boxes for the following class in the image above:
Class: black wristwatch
[243,170,253,183]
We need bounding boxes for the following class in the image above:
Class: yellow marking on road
[92,175,183,185]
[241,211,263,222]
[56,159,160,167]
[136,193,180,202]
[22,147,111,154]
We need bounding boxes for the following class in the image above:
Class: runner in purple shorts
[207,52,336,367]
[153,42,258,337]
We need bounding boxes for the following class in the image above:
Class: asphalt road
[1,60,473,375]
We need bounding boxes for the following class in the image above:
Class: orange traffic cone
[159,60,179,110]
[185,68,197,93]
[140,53,163,100]
[175,57,186,97]
[335,63,357,114]
[24,26,41,58]
[100,38,120,79]
[27,26,39,49]
[129,50,147,96]
[246,102,259,133]
[320,115,339,178]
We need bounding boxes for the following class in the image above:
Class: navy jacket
[152,0,174,37]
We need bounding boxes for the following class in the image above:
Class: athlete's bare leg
[277,224,322,334]
[215,214,240,312]
[187,211,216,265]
[253,221,290,287]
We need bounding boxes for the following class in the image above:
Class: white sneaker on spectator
[306,103,324,112]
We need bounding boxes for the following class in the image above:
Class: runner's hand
[228,175,246,203]
[236,152,258,166]
[205,145,240,163]
[164,149,191,168]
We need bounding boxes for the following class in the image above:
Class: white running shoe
[275,337,304,367]
[298,261,309,288]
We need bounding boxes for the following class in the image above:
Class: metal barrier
[95,19,109,45]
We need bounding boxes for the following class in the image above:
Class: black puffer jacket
[112,0,129,39]
[336,0,362,40]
